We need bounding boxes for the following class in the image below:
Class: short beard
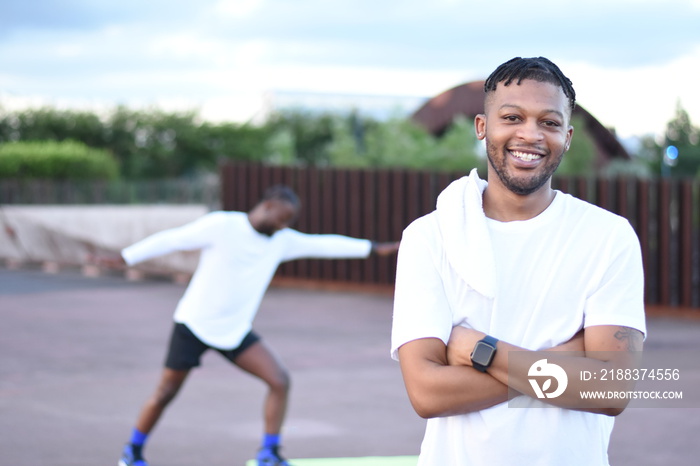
[486,140,564,196]
[255,224,276,236]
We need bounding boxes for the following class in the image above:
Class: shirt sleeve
[583,219,647,336]
[391,218,453,361]
[121,212,224,266]
[279,229,372,262]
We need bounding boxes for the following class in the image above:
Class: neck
[482,182,556,222]
[247,208,263,232]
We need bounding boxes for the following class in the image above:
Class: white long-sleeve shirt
[122,211,372,348]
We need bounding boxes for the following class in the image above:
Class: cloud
[1,1,190,34]
[190,0,700,69]
[5,1,700,74]
[213,0,265,19]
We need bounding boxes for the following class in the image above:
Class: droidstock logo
[528,359,568,399]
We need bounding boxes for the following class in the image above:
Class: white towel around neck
[435,168,496,298]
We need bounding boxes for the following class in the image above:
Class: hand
[88,251,127,269]
[371,241,400,256]
[447,326,485,367]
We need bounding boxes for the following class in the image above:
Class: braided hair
[484,57,576,113]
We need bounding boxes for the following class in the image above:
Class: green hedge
[0,140,119,180]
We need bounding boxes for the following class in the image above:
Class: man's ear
[474,114,486,140]
[565,125,574,152]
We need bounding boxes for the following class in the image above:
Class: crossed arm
[398,325,643,419]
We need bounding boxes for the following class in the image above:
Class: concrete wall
[0,205,209,278]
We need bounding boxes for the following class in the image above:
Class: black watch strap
[481,335,498,348]
[471,335,499,373]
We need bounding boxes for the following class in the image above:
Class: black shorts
[164,323,260,370]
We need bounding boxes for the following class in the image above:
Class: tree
[265,110,337,166]
[0,106,107,147]
[554,115,598,177]
[326,114,484,172]
[0,140,118,179]
[0,104,272,179]
[662,101,700,178]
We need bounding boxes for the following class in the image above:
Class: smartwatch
[470,335,499,372]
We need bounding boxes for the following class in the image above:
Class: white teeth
[511,151,542,162]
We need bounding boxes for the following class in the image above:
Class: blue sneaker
[257,446,291,466]
[118,443,148,466]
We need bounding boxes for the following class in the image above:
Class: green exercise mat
[246,455,418,465]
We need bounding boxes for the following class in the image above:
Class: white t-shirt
[122,211,372,349]
[391,186,646,465]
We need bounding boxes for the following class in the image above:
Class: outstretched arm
[120,212,223,266]
[281,230,398,261]
[90,251,127,269]
[370,241,400,256]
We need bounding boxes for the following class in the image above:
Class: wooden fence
[221,163,700,309]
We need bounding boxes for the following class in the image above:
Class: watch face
[472,341,495,366]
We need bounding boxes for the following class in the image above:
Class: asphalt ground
[1,267,699,466]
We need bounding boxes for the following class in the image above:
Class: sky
[2,0,700,140]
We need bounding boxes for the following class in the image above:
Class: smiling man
[391,57,645,465]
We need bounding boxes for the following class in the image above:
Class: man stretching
[105,185,398,466]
